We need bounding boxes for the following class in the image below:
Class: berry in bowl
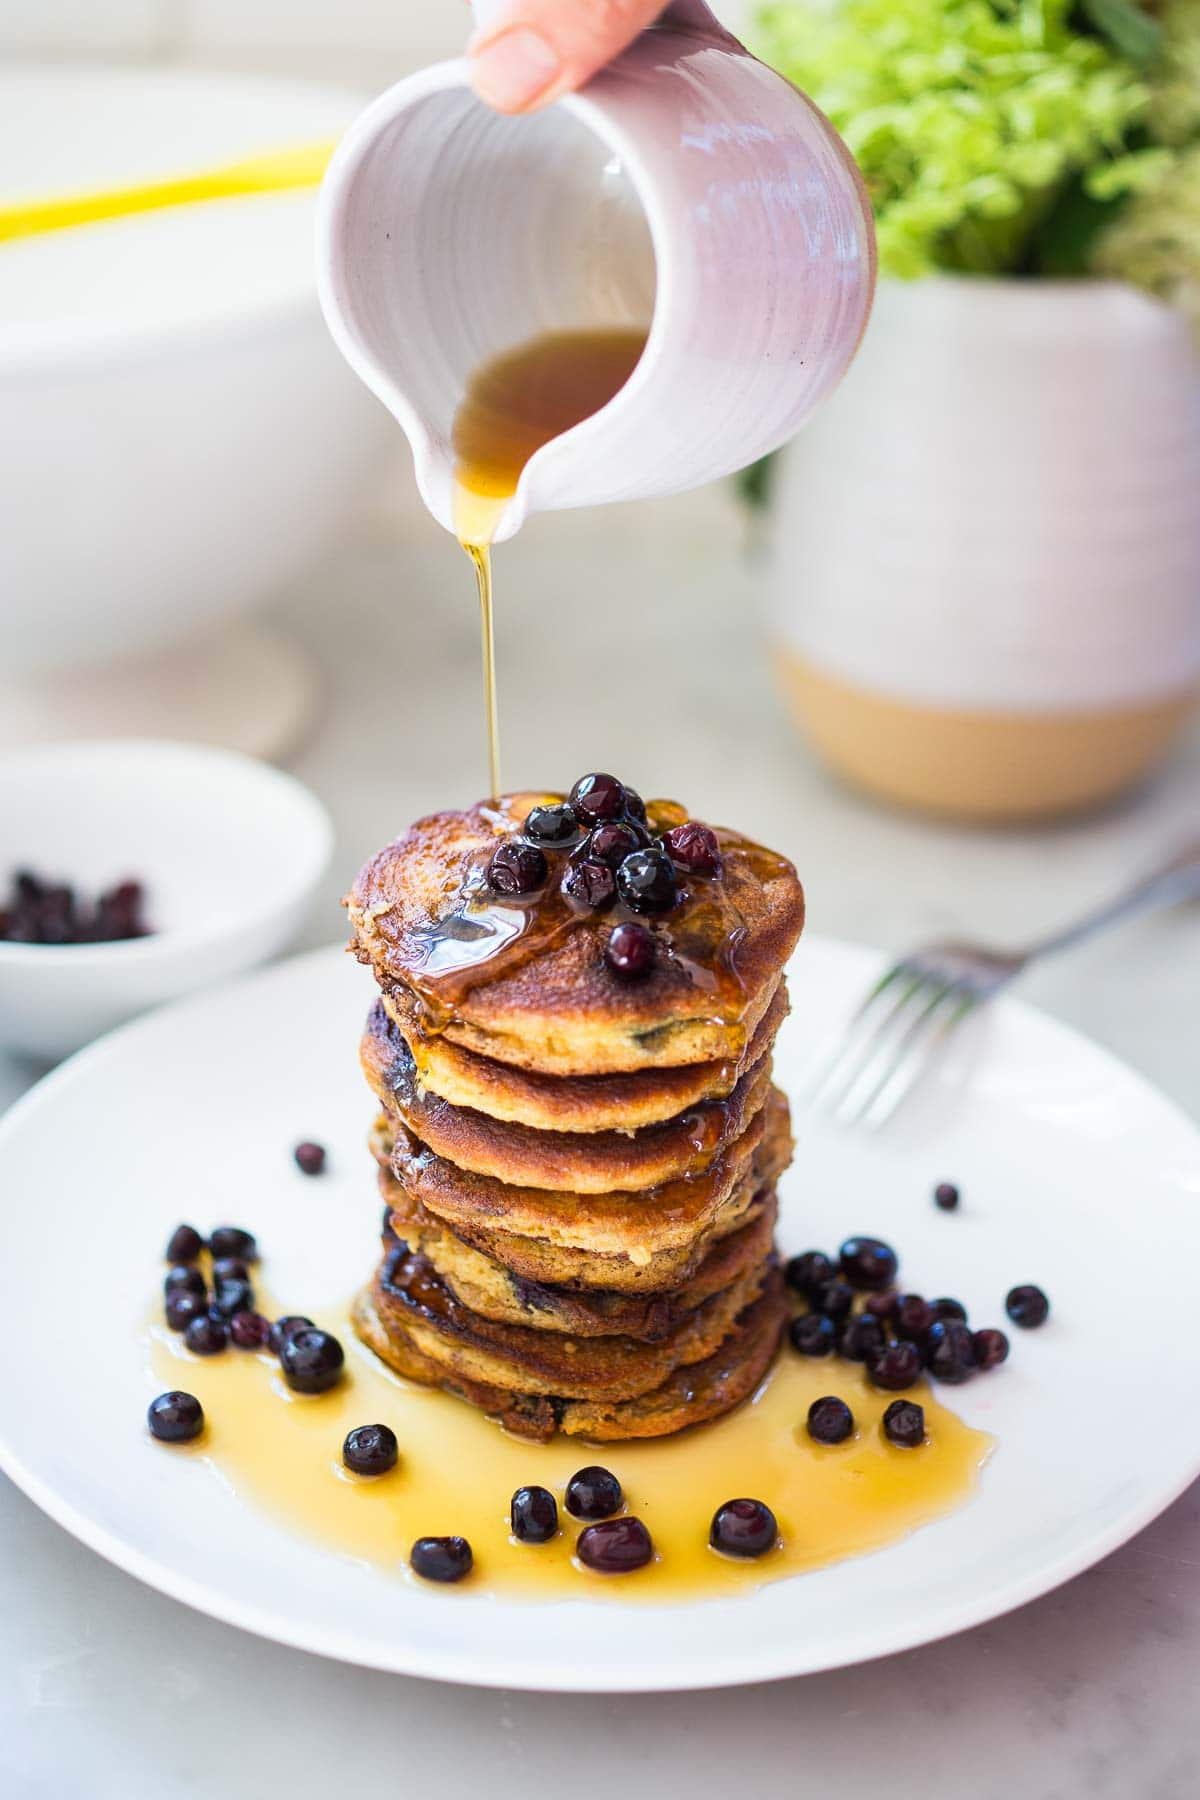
[0,738,331,1060]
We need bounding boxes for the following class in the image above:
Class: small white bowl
[0,739,333,1061]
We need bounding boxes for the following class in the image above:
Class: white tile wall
[0,0,176,54]
[179,0,747,55]
[1,1,751,68]
[178,0,461,58]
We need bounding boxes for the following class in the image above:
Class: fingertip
[468,24,564,113]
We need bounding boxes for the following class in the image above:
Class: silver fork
[803,839,1200,1129]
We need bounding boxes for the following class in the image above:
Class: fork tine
[859,992,978,1130]
[834,982,976,1129]
[804,963,941,1118]
[798,960,920,1112]
[825,977,956,1125]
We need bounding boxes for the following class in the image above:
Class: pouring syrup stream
[451,326,649,801]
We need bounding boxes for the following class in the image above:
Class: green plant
[1091,0,1200,323]
[733,0,1200,508]
[750,0,1171,278]
[1092,142,1200,324]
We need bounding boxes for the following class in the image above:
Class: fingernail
[470,26,562,111]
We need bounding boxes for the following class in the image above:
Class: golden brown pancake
[388,1085,789,1262]
[347,783,800,1438]
[352,1268,787,1442]
[393,1163,775,1293]
[379,1170,778,1339]
[371,1093,793,1291]
[346,793,804,1076]
[361,998,774,1193]
[381,979,788,1133]
[369,1240,772,1401]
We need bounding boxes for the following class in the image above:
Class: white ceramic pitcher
[316,0,875,542]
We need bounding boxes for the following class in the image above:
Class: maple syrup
[401,791,789,1056]
[146,1293,991,1601]
[451,328,649,801]
[297,323,993,1609]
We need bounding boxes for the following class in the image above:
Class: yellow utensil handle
[0,140,338,243]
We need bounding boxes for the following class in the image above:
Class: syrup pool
[146,1293,991,1602]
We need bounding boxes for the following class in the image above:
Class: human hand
[468,0,669,114]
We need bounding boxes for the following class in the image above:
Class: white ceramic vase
[771,276,1200,820]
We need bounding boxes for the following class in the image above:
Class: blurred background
[2,14,1199,1792]
[0,0,1196,1112]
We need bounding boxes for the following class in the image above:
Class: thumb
[468,0,667,114]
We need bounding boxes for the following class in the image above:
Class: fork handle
[1021,840,1200,964]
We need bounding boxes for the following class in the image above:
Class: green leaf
[735,454,776,512]
[748,0,1155,281]
[1078,0,1163,67]
[1025,173,1127,272]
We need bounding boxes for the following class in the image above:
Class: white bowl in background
[0,739,333,1060]
[0,66,395,679]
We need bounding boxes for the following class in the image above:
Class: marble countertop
[2,484,1198,1799]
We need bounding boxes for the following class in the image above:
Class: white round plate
[1,938,1197,1691]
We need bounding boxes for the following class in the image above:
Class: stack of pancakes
[346,791,805,1442]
